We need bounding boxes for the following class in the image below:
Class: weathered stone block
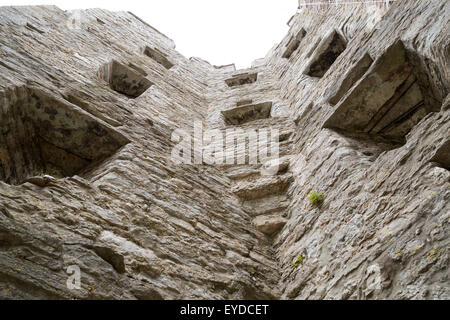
[222,102,272,125]
[304,29,347,78]
[98,60,153,98]
[324,40,442,144]
[242,194,290,217]
[232,175,293,200]
[0,86,129,185]
[253,215,287,235]
[327,52,373,105]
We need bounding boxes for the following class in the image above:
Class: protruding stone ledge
[327,52,373,105]
[324,40,442,144]
[0,86,129,185]
[242,194,290,217]
[225,72,258,88]
[222,102,272,125]
[225,165,261,180]
[303,29,347,78]
[253,215,287,235]
[98,60,153,98]
[232,175,293,200]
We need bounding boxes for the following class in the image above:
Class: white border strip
[299,0,396,6]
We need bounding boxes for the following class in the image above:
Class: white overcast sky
[0,0,298,69]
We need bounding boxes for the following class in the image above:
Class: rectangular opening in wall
[222,102,272,125]
[143,46,174,70]
[324,40,442,145]
[327,52,373,105]
[282,28,306,59]
[225,73,258,88]
[0,86,129,185]
[303,30,347,78]
[98,60,153,98]
[431,139,450,170]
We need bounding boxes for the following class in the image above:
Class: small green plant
[307,190,323,207]
[291,254,305,268]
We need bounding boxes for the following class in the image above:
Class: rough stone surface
[253,215,288,236]
[0,0,449,300]
[222,102,273,126]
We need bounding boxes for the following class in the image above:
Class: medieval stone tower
[0,0,448,300]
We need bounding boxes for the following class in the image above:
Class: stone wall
[0,6,279,300]
[270,0,449,299]
[0,0,448,300]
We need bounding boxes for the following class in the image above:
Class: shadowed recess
[282,28,307,59]
[98,60,153,98]
[0,86,129,185]
[304,29,347,78]
[143,46,174,70]
[326,52,374,105]
[225,72,258,88]
[324,40,443,145]
[222,102,273,125]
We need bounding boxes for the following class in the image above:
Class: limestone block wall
[0,6,279,300]
[267,0,449,299]
[0,0,448,300]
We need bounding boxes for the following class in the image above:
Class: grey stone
[0,0,448,301]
